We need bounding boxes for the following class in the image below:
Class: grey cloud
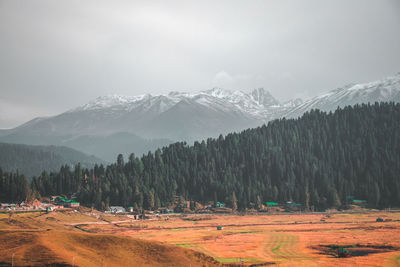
[1,0,400,128]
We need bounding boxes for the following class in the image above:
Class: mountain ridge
[1,73,399,160]
[284,73,400,118]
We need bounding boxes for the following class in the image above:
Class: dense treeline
[7,102,400,210]
[0,169,31,202]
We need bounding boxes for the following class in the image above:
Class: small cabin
[216,202,225,208]
[347,196,367,206]
[67,201,80,208]
[46,206,55,212]
[266,202,278,207]
[160,208,173,214]
[110,206,126,213]
[352,199,367,205]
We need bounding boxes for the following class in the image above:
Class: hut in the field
[352,199,367,205]
[215,202,225,208]
[285,201,302,211]
[65,201,80,208]
[52,196,80,208]
[347,196,367,206]
[266,202,279,207]
[110,206,125,213]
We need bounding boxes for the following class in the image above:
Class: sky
[1,0,400,129]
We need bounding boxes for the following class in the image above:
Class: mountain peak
[250,88,280,107]
[202,87,235,98]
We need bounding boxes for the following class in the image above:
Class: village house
[0,203,16,210]
[215,202,225,208]
[64,201,80,208]
[52,196,80,208]
[110,206,125,213]
[266,202,279,207]
[160,208,173,214]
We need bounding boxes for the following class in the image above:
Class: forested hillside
[18,103,400,210]
[0,170,31,203]
[0,143,105,178]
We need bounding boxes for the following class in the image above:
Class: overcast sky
[1,0,400,129]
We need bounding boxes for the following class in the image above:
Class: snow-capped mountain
[73,87,284,120]
[0,88,287,160]
[36,87,288,140]
[1,73,399,161]
[284,73,400,118]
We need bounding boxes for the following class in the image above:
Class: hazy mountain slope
[0,132,173,162]
[138,97,261,141]
[0,143,105,178]
[61,132,173,162]
[6,87,282,140]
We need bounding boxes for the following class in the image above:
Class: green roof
[266,202,278,206]
[288,202,302,207]
[56,196,78,204]
[216,202,225,207]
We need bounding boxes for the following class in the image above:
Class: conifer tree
[232,192,238,212]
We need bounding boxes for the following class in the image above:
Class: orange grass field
[1,210,400,266]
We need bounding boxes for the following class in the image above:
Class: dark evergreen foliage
[25,103,400,210]
[0,168,31,202]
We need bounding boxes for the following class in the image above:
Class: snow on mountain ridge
[75,87,282,119]
[69,73,400,126]
[284,73,400,118]
[75,94,150,111]
[4,72,400,157]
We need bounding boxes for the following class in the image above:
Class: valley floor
[1,209,400,266]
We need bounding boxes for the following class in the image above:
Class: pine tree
[256,195,262,210]
[232,191,238,212]
[147,191,155,210]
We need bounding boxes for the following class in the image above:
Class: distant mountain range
[0,143,105,178]
[0,73,399,161]
[285,73,400,118]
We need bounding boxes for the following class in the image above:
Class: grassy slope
[0,212,221,267]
